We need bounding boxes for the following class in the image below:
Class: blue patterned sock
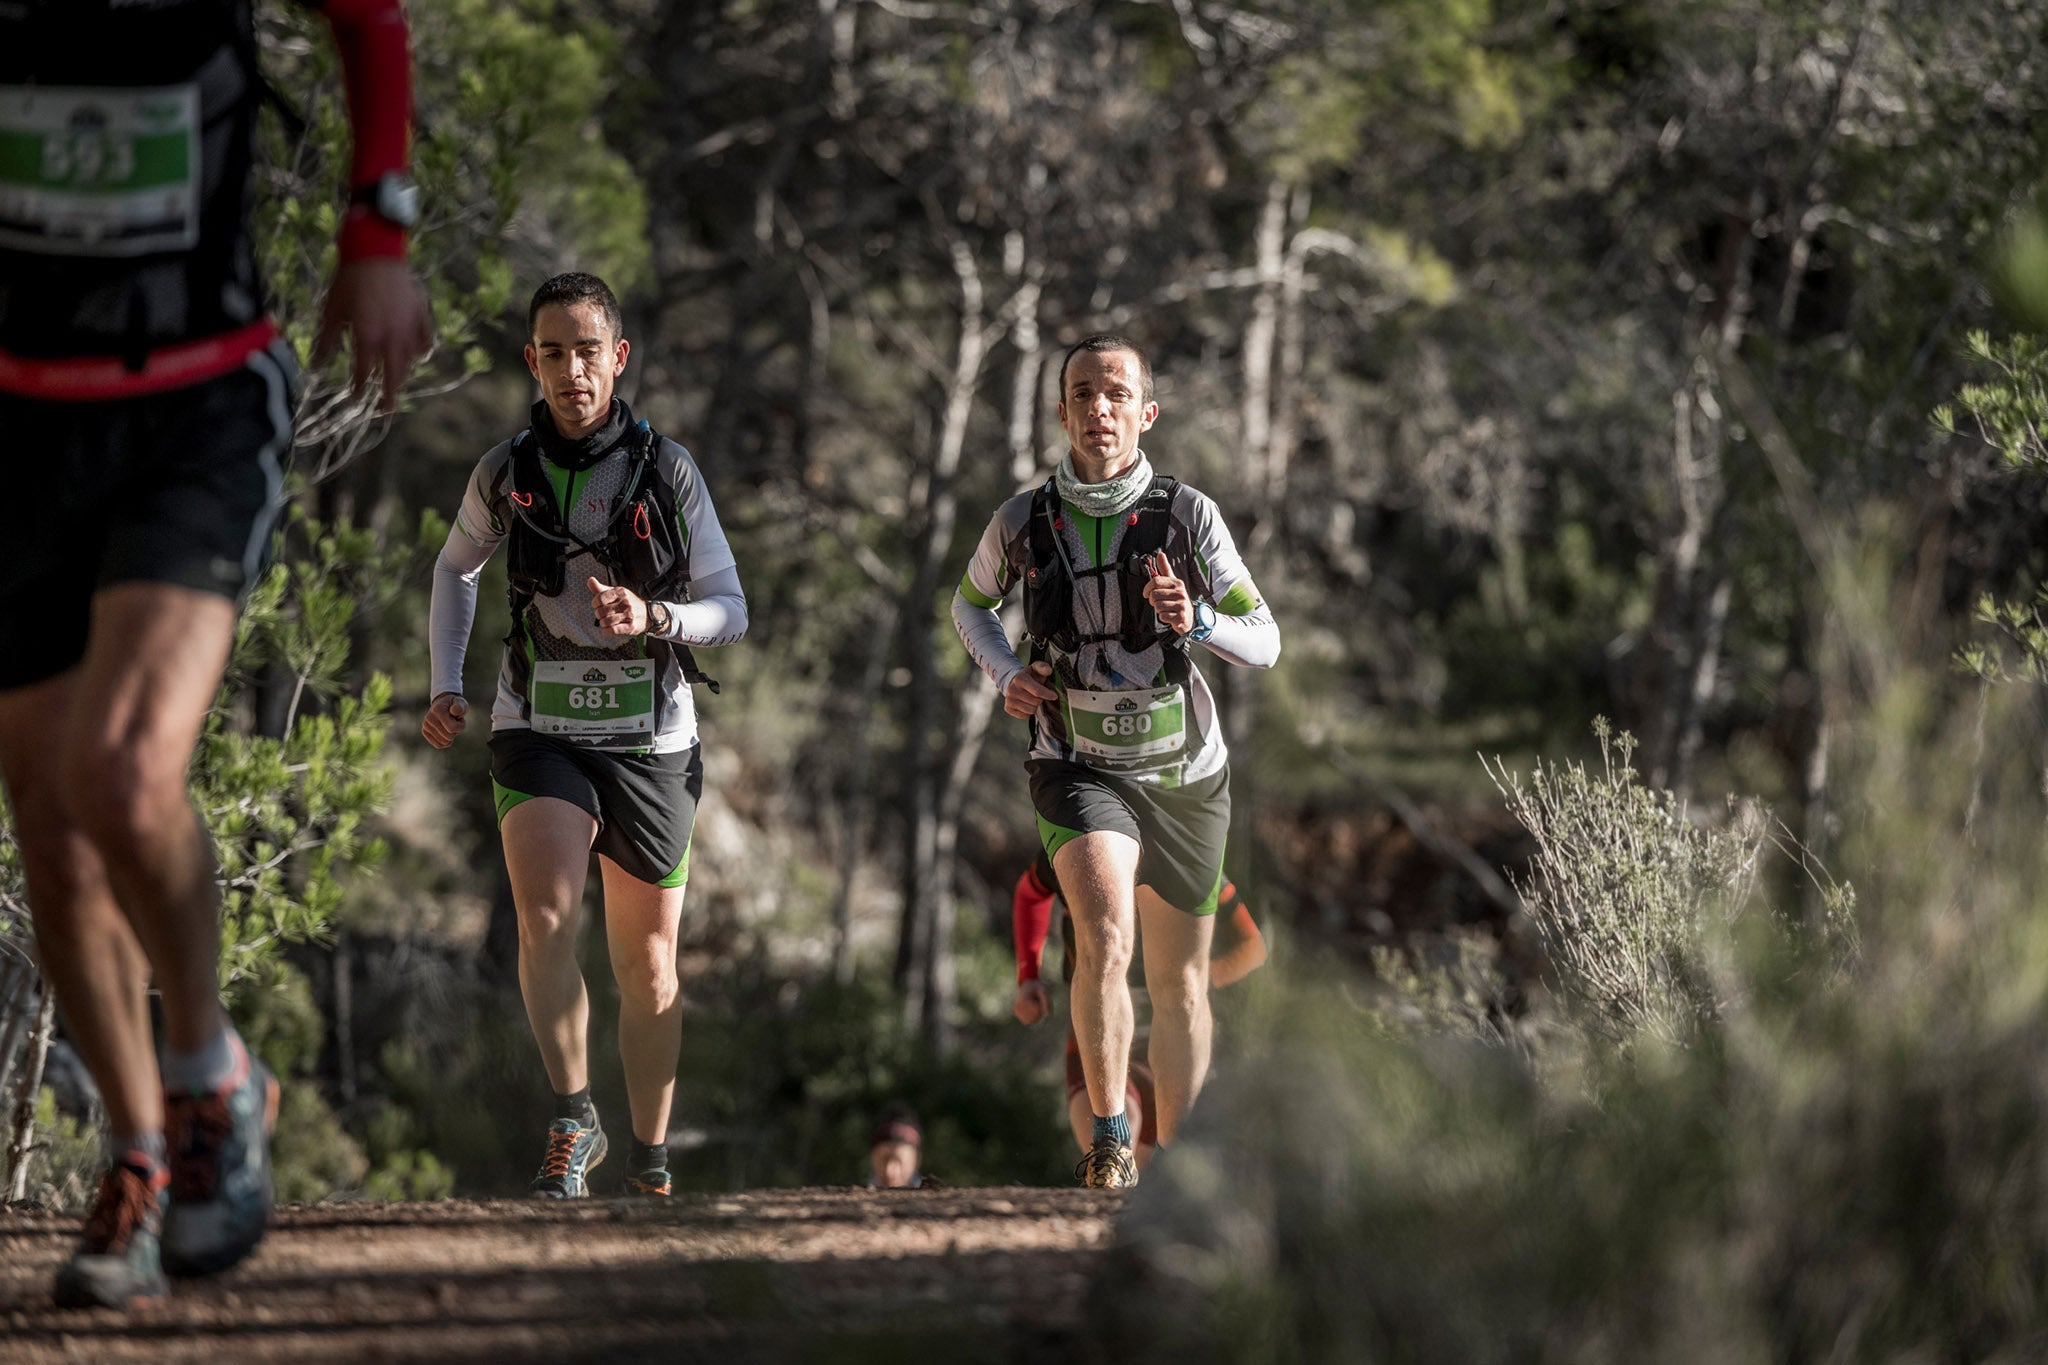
[1092,1110,1133,1148]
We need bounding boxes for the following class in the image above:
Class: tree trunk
[830,608,893,984]
[6,981,56,1203]
[919,674,1001,1054]
[1006,244,1046,489]
[895,237,989,1050]
[0,958,31,1108]
[1240,178,1287,501]
[333,925,357,1108]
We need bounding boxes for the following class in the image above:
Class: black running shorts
[1027,758,1230,915]
[0,344,296,690]
[489,729,702,887]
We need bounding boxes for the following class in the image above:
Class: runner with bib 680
[423,272,746,1199]
[953,333,1280,1189]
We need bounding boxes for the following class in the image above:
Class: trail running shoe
[624,1167,673,1197]
[1075,1140,1139,1189]
[162,1050,280,1278]
[53,1155,170,1309]
[531,1117,607,1198]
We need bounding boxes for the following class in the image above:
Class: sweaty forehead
[532,301,614,346]
[1066,350,1142,391]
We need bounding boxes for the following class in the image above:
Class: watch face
[376,176,420,227]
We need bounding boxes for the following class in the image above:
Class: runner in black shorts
[955,333,1281,1187]
[423,272,747,1199]
[0,0,432,1309]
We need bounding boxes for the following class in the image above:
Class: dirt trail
[0,1187,1120,1363]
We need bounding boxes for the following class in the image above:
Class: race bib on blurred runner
[0,85,201,256]
[1062,685,1186,774]
[532,660,656,737]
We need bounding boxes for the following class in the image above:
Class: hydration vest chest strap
[1022,473,1185,666]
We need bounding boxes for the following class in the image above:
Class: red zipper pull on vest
[634,502,651,540]
[511,491,533,508]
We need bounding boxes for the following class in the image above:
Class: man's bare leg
[0,681,160,1140]
[1137,886,1215,1147]
[597,857,684,1146]
[0,584,240,1128]
[1053,831,1140,1132]
[500,797,599,1096]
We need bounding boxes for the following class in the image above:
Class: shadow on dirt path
[0,1186,1122,1363]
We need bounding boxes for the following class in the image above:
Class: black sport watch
[351,173,420,228]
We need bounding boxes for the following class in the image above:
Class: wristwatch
[1188,600,1217,643]
[351,173,421,228]
[648,601,672,637]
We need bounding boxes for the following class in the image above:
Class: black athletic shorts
[1027,758,1230,915]
[0,343,297,690]
[489,729,701,887]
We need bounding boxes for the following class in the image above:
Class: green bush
[1106,574,2048,1362]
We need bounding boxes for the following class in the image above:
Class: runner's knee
[514,899,581,947]
[613,953,679,1015]
[61,737,193,855]
[1071,913,1134,972]
[1149,971,1211,1021]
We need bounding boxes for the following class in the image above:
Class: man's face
[1058,348,1157,470]
[525,300,628,437]
[870,1140,919,1189]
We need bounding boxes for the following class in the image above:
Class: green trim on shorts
[492,778,538,824]
[1037,811,1084,863]
[658,834,693,888]
[1188,853,1226,917]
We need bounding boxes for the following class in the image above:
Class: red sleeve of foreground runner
[319,0,413,262]
[1013,863,1055,982]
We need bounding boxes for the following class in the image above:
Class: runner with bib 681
[422,272,746,1200]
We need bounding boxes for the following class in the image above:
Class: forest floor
[0,1186,1119,1363]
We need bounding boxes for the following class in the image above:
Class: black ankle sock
[555,1087,597,1127]
[629,1138,668,1172]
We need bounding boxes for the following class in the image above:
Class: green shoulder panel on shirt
[1218,582,1262,617]
[959,574,1002,610]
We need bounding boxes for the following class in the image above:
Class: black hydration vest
[0,0,272,362]
[496,421,719,708]
[1021,473,1191,688]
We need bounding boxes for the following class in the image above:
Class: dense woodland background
[9,1,2048,1349]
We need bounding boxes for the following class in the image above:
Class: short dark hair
[528,272,622,340]
[1058,333,1153,404]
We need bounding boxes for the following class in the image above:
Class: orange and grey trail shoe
[162,1053,279,1278]
[53,1155,171,1308]
[531,1117,607,1198]
[624,1167,673,1197]
[1074,1140,1139,1189]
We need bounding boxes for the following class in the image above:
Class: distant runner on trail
[953,333,1280,1188]
[1010,851,1268,1170]
[0,0,431,1310]
[423,272,746,1199]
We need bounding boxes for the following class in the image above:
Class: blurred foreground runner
[0,0,430,1308]
[954,334,1280,1188]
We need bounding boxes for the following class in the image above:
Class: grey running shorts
[1027,758,1230,915]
